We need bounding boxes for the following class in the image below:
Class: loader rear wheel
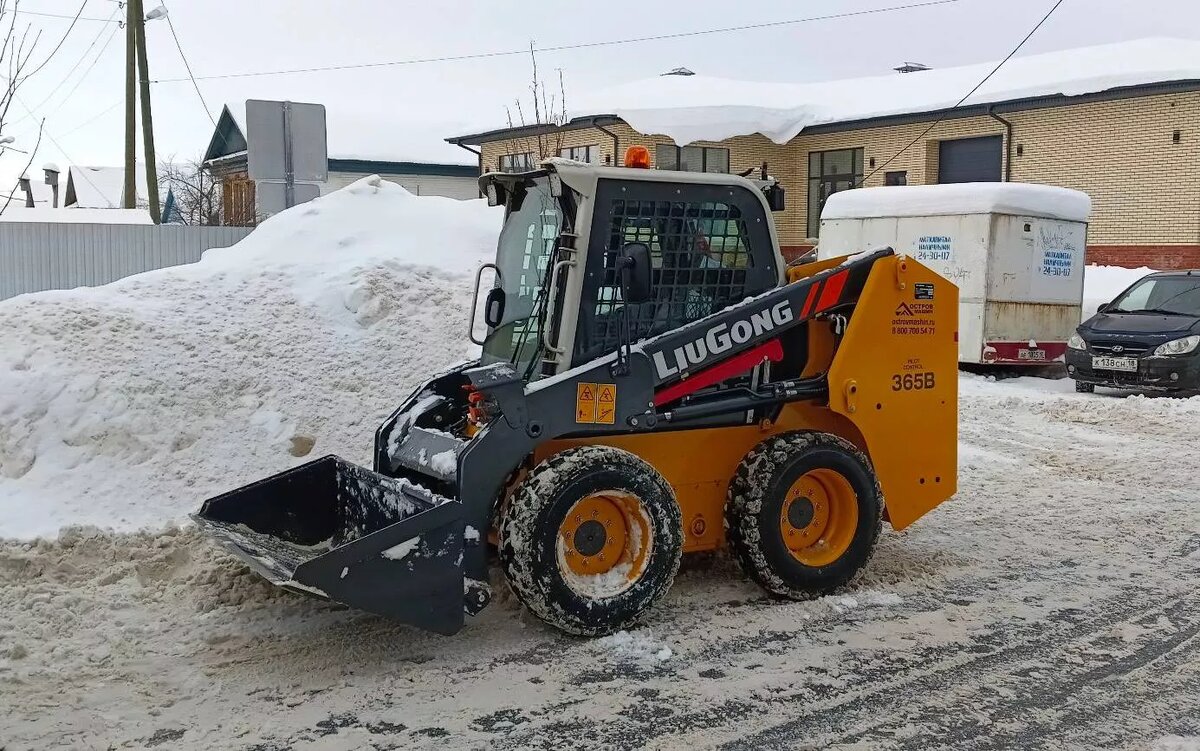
[726,431,882,600]
[499,446,682,636]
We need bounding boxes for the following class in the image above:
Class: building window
[807,148,863,237]
[655,144,730,173]
[558,144,598,163]
[499,152,535,172]
[885,171,908,186]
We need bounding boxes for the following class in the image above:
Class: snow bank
[821,183,1091,223]
[0,176,500,540]
[1083,265,1158,318]
[568,38,1200,146]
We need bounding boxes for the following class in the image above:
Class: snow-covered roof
[0,207,155,224]
[557,37,1200,146]
[66,166,148,209]
[821,183,1091,223]
[207,102,477,167]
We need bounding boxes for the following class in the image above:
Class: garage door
[938,135,1003,183]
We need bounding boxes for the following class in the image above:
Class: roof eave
[447,114,622,146]
[445,79,1200,146]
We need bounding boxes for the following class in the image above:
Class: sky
[1,0,1198,196]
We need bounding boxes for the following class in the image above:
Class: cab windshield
[480,176,568,378]
[1109,276,1200,317]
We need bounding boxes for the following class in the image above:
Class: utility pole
[123,2,137,209]
[132,0,161,223]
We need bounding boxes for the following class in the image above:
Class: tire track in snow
[718,590,1199,751]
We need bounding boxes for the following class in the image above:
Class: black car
[1066,270,1200,393]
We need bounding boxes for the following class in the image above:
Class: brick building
[449,38,1200,269]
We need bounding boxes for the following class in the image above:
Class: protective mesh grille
[589,199,754,351]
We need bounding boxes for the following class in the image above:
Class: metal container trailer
[817,183,1091,365]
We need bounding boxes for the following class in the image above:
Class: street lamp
[144,6,168,21]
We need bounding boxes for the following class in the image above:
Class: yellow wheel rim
[779,468,859,567]
[557,492,652,597]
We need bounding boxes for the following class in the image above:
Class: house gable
[204,106,248,163]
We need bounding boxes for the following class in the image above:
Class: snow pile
[0,176,500,539]
[595,629,674,662]
[568,38,1200,146]
[821,183,1091,223]
[1083,264,1158,318]
[1154,737,1200,751]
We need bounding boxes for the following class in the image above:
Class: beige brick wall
[1006,92,1200,245]
[477,91,1200,252]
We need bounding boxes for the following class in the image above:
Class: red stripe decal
[801,284,820,318]
[815,270,848,312]
[654,340,784,407]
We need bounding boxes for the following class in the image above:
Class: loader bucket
[193,455,467,635]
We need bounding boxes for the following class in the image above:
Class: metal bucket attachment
[193,455,468,635]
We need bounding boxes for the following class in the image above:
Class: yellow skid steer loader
[194,152,958,636]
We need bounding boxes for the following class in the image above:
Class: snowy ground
[2,375,1199,750]
[1,180,1193,749]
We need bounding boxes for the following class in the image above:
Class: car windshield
[480,176,566,378]
[1109,276,1200,316]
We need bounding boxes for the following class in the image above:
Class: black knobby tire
[1075,380,1096,393]
[725,431,883,600]
[498,446,683,636]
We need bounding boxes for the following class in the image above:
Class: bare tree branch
[159,156,222,225]
[0,0,45,149]
[16,0,86,83]
[499,43,570,167]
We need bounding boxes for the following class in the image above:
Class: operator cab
[476,154,788,383]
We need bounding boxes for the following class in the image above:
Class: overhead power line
[41,22,123,121]
[19,1,92,81]
[858,0,1067,185]
[58,98,122,137]
[161,5,216,127]
[10,93,108,201]
[150,0,966,84]
[12,9,119,23]
[10,4,122,125]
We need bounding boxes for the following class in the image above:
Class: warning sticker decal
[576,383,596,424]
[597,384,616,425]
[576,383,617,424]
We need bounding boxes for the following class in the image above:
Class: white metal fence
[0,223,254,301]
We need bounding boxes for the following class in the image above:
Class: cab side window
[581,198,761,361]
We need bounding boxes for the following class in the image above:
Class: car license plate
[1092,356,1138,372]
[1018,348,1046,361]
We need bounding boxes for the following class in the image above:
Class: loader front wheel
[726,431,882,600]
[499,446,682,637]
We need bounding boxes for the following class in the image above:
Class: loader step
[387,425,464,483]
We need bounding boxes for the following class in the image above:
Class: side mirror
[620,242,653,304]
[1096,302,1109,314]
[764,184,786,212]
[483,287,506,328]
